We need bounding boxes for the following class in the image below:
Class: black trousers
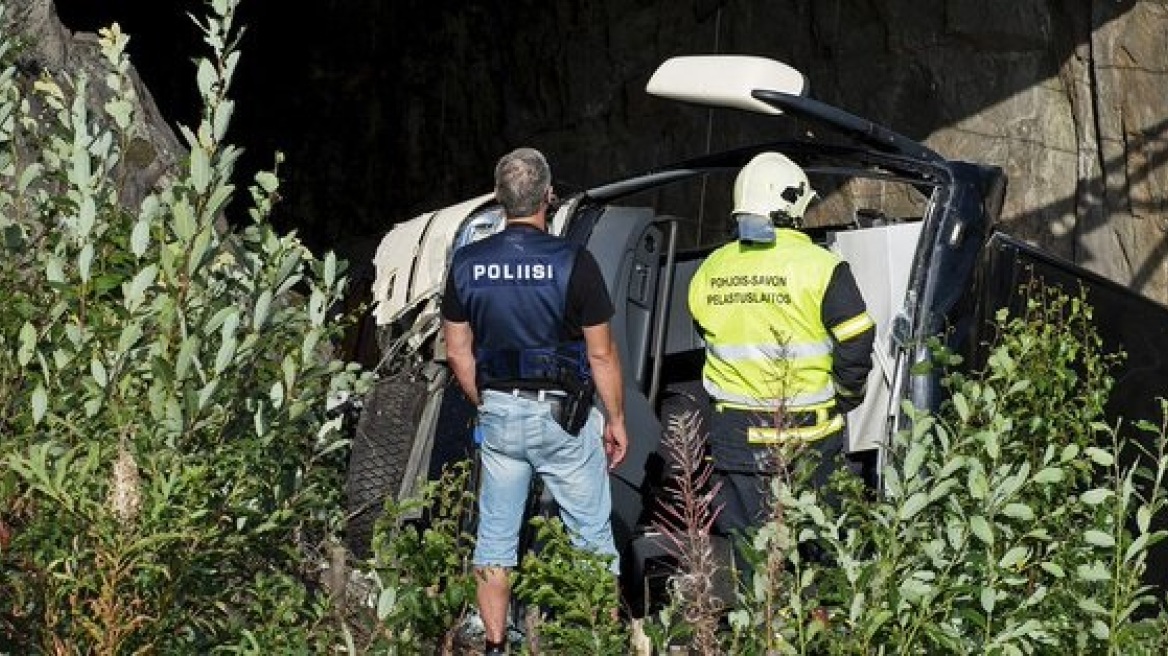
[711,430,844,538]
[707,407,846,580]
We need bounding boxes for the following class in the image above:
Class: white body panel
[371,193,493,327]
[828,222,923,453]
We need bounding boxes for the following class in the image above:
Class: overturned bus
[347,55,1168,613]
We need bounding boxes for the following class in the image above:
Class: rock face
[359,0,1168,301]
[16,0,1168,302]
[4,0,185,213]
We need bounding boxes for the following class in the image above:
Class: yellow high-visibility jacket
[688,229,874,437]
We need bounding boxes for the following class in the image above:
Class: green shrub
[0,1,368,652]
[357,459,627,654]
[729,283,1168,655]
[361,460,478,653]
[512,515,627,654]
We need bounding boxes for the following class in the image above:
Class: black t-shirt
[440,230,614,340]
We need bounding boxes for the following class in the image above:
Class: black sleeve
[567,248,614,331]
[822,263,875,413]
[440,269,467,322]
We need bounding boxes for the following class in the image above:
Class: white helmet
[733,152,817,225]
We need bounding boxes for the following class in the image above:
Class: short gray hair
[494,147,551,218]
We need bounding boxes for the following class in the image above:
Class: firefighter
[687,151,875,565]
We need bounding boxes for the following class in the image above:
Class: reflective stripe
[746,414,845,444]
[832,312,875,342]
[837,384,865,400]
[707,340,832,362]
[704,378,836,409]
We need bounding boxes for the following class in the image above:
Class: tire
[345,375,429,559]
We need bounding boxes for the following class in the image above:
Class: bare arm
[583,321,627,469]
[442,319,480,407]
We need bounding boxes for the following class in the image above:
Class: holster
[556,381,595,436]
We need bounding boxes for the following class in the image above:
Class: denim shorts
[472,390,619,573]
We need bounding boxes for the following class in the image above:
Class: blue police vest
[450,226,591,390]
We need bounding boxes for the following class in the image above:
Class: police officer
[687,151,875,564]
[441,147,628,655]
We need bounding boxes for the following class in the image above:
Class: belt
[507,388,567,402]
[503,388,569,425]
